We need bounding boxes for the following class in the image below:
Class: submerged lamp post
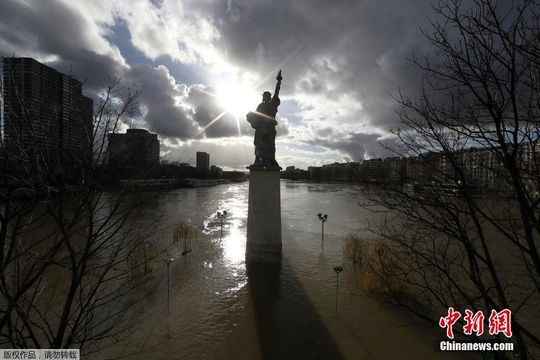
[217,211,227,238]
[333,265,343,313]
[318,213,328,245]
[164,258,174,311]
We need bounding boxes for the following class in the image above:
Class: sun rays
[193,85,253,139]
[193,35,313,140]
[194,109,229,138]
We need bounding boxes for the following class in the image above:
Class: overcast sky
[0,0,438,170]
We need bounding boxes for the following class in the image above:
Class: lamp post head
[318,213,328,221]
[164,258,174,265]
[217,211,228,218]
[333,265,343,274]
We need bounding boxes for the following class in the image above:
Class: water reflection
[222,225,246,264]
[202,186,247,266]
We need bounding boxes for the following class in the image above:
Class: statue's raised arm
[273,70,282,99]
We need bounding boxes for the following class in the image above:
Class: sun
[194,73,268,138]
[216,82,259,119]
[213,65,289,119]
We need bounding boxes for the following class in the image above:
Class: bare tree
[172,221,196,256]
[0,71,164,356]
[358,1,540,358]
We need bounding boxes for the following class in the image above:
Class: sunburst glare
[194,35,312,139]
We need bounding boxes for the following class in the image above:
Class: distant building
[386,157,407,182]
[281,165,310,180]
[196,151,210,170]
[2,57,93,166]
[107,129,160,167]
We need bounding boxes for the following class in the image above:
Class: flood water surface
[104,180,475,360]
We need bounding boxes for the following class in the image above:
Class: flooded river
[100,180,475,360]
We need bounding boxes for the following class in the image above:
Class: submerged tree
[0,69,162,356]
[360,1,540,358]
[172,221,196,256]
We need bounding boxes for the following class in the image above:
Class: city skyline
[1,53,531,189]
[1,0,444,171]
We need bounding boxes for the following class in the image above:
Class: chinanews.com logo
[437,307,515,352]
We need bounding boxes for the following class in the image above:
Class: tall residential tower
[2,57,93,167]
[196,151,210,170]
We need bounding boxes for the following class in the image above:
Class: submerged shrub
[343,234,409,297]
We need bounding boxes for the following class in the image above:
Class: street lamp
[318,213,328,245]
[164,258,174,311]
[217,211,227,239]
[333,265,343,313]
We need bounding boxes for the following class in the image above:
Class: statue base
[246,165,282,263]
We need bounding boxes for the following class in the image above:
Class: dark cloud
[218,0,315,74]
[308,132,397,162]
[123,64,198,140]
[0,0,85,55]
[193,102,240,138]
[315,127,334,138]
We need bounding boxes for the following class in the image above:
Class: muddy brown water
[87,181,483,359]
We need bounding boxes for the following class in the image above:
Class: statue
[247,70,282,167]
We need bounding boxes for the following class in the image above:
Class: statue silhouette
[247,70,282,167]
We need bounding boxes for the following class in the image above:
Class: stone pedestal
[246,166,282,263]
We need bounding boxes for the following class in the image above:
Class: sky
[0,0,437,171]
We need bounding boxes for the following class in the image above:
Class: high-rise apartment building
[2,57,93,165]
[196,151,210,170]
[107,129,160,167]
